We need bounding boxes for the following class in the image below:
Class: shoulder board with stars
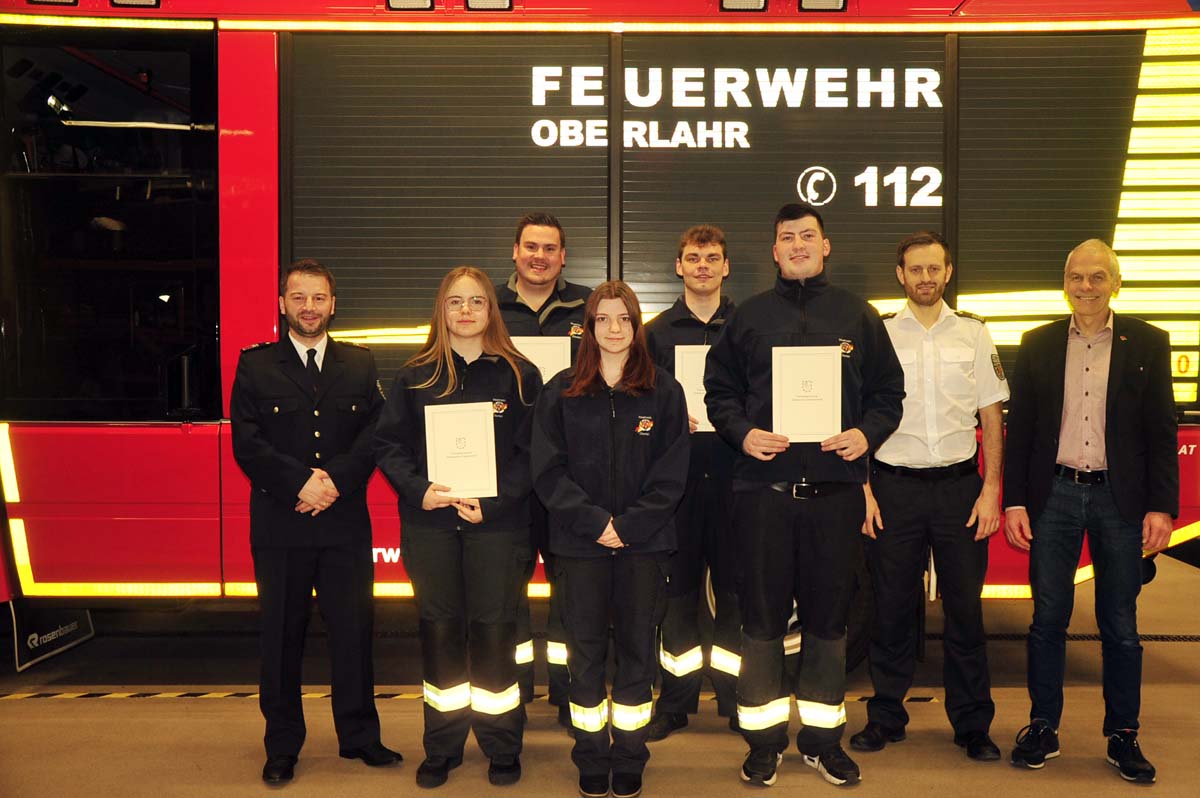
[241,341,273,352]
[954,310,987,324]
[340,340,370,350]
[879,311,897,320]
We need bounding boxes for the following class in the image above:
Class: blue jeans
[1027,475,1143,735]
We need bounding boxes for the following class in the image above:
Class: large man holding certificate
[644,224,741,740]
[496,212,591,716]
[705,204,904,788]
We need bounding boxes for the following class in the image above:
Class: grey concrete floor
[2,556,1199,798]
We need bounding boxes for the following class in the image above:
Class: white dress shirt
[875,300,1009,468]
[288,331,328,371]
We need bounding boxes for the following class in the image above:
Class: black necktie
[306,348,320,395]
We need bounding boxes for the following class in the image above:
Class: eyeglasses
[445,295,489,312]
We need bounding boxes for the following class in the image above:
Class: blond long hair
[406,266,531,402]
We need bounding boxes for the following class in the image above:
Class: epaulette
[340,340,370,349]
[954,309,987,324]
[879,311,897,320]
[241,341,273,352]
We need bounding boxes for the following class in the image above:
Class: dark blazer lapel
[318,339,348,399]
[1106,313,1128,419]
[276,340,312,396]
[1047,319,1070,428]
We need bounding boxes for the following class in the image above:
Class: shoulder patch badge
[569,322,584,339]
[635,416,654,436]
[991,353,1006,381]
[342,340,369,349]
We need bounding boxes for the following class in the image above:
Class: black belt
[1055,464,1107,485]
[872,458,977,481]
[768,481,858,500]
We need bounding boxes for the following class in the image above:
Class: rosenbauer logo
[26,621,80,650]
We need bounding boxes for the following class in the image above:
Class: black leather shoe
[488,755,522,786]
[340,740,402,767]
[645,711,688,742]
[262,755,297,785]
[611,772,643,798]
[955,730,1001,761]
[849,721,906,752]
[416,755,463,788]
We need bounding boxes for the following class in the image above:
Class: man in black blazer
[1003,240,1178,784]
[231,258,400,784]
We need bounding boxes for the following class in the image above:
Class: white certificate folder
[424,402,498,498]
[771,346,842,443]
[674,344,714,433]
[511,336,572,385]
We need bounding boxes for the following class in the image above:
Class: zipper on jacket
[608,388,618,544]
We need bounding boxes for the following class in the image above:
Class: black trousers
[403,523,529,759]
[252,543,381,759]
[865,467,994,734]
[516,498,570,705]
[557,553,668,776]
[657,477,740,717]
[735,485,864,755]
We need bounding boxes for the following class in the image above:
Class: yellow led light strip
[1118,191,1200,218]
[1124,158,1200,186]
[1145,27,1200,56]
[0,423,20,504]
[0,13,213,31]
[1138,61,1200,90]
[335,325,430,346]
[870,288,1200,319]
[1128,127,1200,155]
[224,581,551,598]
[1113,222,1200,249]
[217,18,1200,34]
[1176,382,1199,403]
[9,519,221,598]
[1134,93,1200,123]
[981,522,1200,599]
[1119,256,1200,280]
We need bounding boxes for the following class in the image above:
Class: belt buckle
[1073,470,1084,484]
[791,483,809,500]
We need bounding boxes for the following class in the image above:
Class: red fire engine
[1,2,1198,653]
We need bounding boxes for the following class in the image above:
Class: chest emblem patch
[635,416,654,436]
[839,338,855,357]
[492,399,508,416]
[569,322,584,339]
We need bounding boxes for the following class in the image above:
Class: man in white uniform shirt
[850,231,1008,761]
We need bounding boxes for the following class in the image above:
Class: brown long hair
[406,266,532,402]
[564,281,657,397]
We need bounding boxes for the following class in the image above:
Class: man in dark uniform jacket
[644,224,741,740]
[1004,240,1178,784]
[231,258,400,785]
[495,212,591,720]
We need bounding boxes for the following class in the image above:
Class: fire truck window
[0,29,219,422]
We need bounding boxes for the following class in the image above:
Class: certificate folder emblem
[424,401,498,498]
[771,346,842,442]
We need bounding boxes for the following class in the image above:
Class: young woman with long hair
[531,280,690,798]
[375,266,542,789]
